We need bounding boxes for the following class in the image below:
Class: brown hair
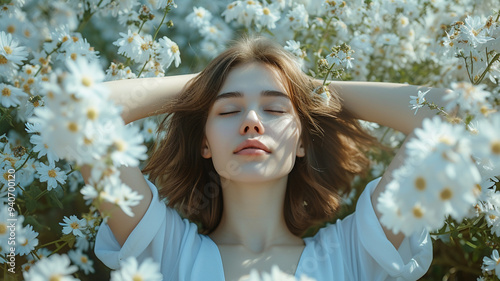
[142,36,377,236]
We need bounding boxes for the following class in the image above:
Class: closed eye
[219,111,239,116]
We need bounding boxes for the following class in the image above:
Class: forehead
[217,62,288,97]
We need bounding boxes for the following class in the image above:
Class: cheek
[205,120,233,150]
[269,117,301,141]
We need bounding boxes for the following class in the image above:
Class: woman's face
[202,62,305,183]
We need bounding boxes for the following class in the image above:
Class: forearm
[104,73,197,124]
[328,81,450,135]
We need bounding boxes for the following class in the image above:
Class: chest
[217,245,306,281]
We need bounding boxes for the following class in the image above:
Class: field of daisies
[0,0,499,280]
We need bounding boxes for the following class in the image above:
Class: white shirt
[94,177,432,280]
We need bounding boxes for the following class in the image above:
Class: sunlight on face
[202,62,304,183]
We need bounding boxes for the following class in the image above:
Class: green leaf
[48,191,64,209]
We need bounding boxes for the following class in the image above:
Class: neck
[209,176,302,253]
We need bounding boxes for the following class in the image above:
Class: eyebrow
[214,90,290,102]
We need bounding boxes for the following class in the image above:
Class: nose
[240,110,265,135]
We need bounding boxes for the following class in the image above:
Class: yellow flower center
[440,188,453,201]
[49,274,61,281]
[0,55,8,65]
[263,8,270,15]
[171,44,179,53]
[412,206,424,218]
[7,25,15,33]
[127,36,134,43]
[4,46,12,55]
[0,224,7,234]
[2,87,11,97]
[87,108,98,120]
[132,275,143,281]
[70,222,80,229]
[114,140,126,151]
[48,170,57,178]
[492,141,500,155]
[81,76,93,87]
[83,137,93,145]
[414,177,426,191]
[81,256,88,263]
[67,122,79,133]
[70,53,77,60]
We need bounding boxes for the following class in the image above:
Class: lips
[233,139,271,154]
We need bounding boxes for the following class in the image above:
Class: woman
[85,36,441,280]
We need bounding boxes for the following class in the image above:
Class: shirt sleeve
[93,176,203,275]
[322,177,433,280]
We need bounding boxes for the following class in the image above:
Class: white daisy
[36,162,67,191]
[222,1,244,23]
[59,215,87,237]
[105,62,137,81]
[141,118,157,142]
[284,40,305,58]
[110,124,148,167]
[377,33,399,46]
[156,36,181,69]
[111,257,162,281]
[258,4,280,30]
[64,57,108,99]
[68,249,94,275]
[0,31,28,77]
[113,30,144,61]
[472,114,500,170]
[29,134,60,166]
[285,4,309,30]
[186,6,213,29]
[22,253,78,281]
[99,174,144,217]
[445,82,491,116]
[0,83,28,108]
[16,224,39,256]
[409,89,430,115]
[482,249,500,278]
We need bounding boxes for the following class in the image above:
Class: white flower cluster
[378,113,500,236]
[0,206,38,258]
[184,6,232,57]
[26,56,147,215]
[113,30,181,77]
[442,15,500,84]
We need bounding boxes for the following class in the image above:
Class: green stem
[153,7,171,41]
[34,190,48,201]
[473,53,500,85]
[379,127,392,144]
[136,57,150,78]
[34,46,60,77]
[47,241,69,257]
[430,222,472,236]
[322,62,337,85]
[137,20,147,34]
[14,148,34,171]
[39,238,64,248]
[76,0,104,33]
